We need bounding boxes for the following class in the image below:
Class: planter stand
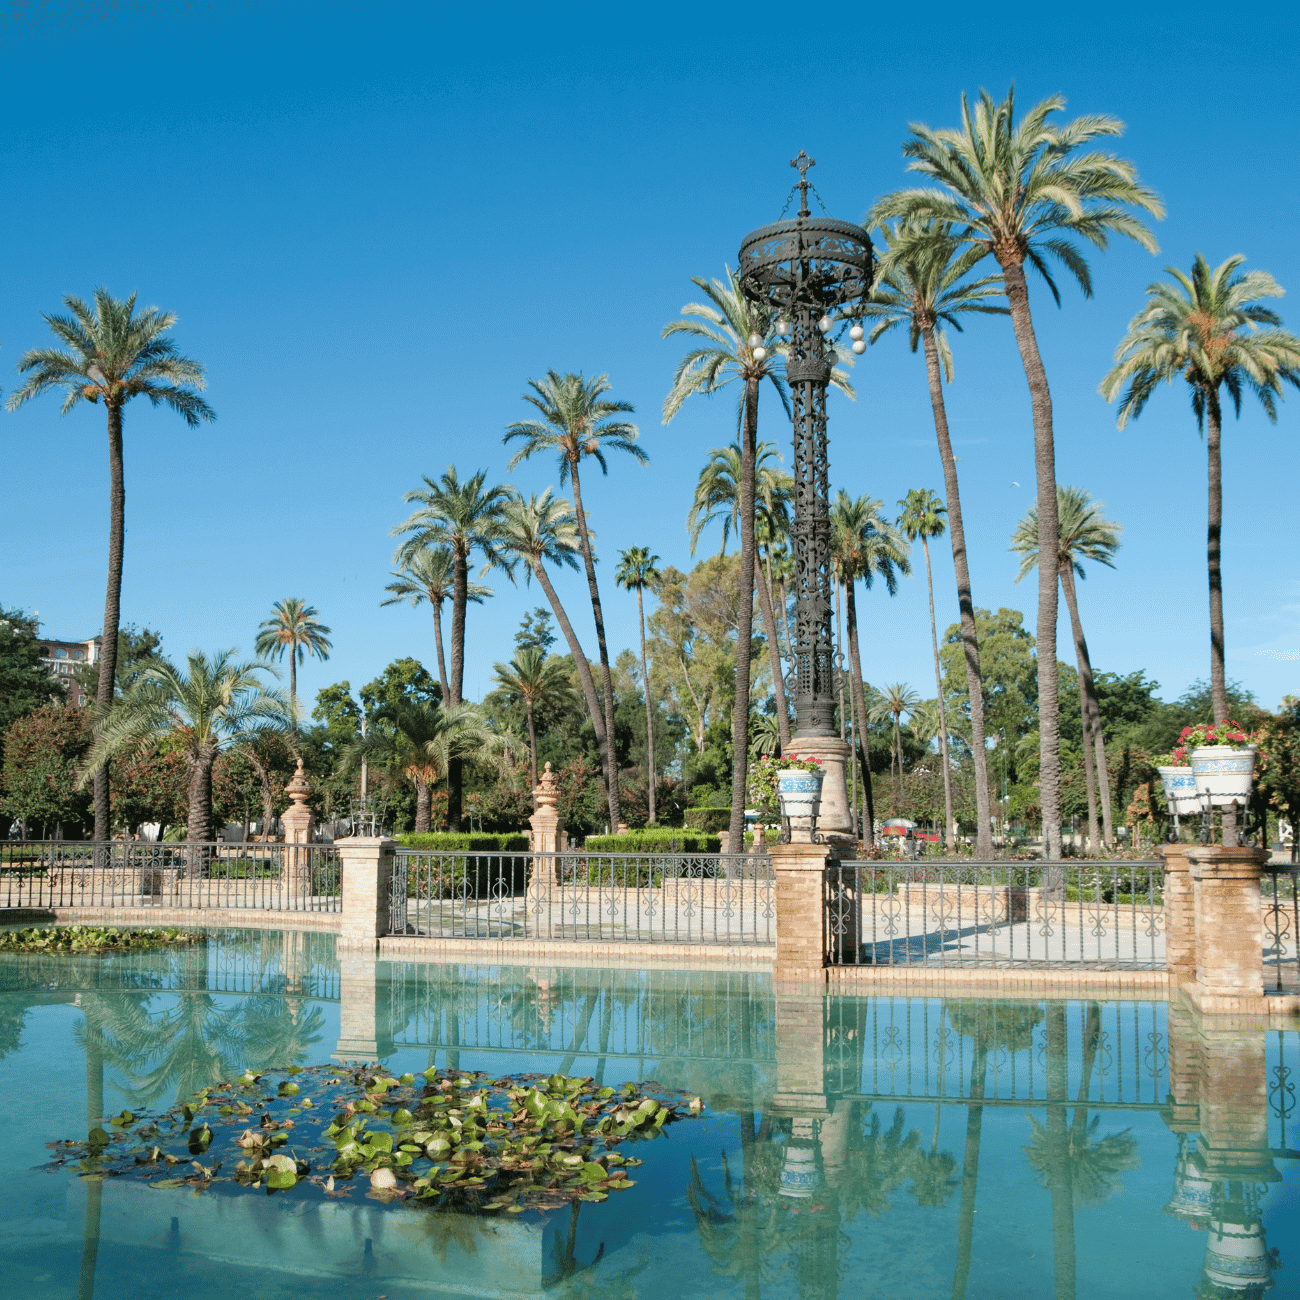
[777,770,826,846]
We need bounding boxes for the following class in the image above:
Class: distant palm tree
[254,598,332,719]
[871,87,1162,858]
[615,547,663,823]
[862,222,1004,855]
[832,492,911,835]
[872,683,922,804]
[8,288,216,841]
[81,650,288,844]
[505,372,648,829]
[498,489,615,822]
[1100,253,1300,723]
[898,488,956,850]
[1011,487,1123,849]
[492,649,577,793]
[392,466,511,829]
[381,546,491,703]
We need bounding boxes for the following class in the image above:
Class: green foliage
[109,747,189,834]
[585,829,721,853]
[71,624,163,701]
[0,608,63,755]
[361,658,441,718]
[684,807,730,833]
[395,833,529,850]
[514,607,556,656]
[0,704,92,837]
[0,925,203,953]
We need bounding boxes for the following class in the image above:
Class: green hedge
[584,829,722,854]
[684,807,730,832]
[394,833,530,851]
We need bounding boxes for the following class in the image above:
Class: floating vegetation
[47,1063,704,1213]
[0,925,205,954]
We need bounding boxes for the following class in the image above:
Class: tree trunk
[636,585,656,823]
[951,1035,988,1300]
[922,536,956,850]
[447,550,468,830]
[93,403,126,843]
[893,714,904,809]
[778,576,795,665]
[1060,565,1112,846]
[1206,387,1227,724]
[414,777,431,833]
[999,262,1062,859]
[1045,1003,1077,1300]
[1076,670,1100,854]
[753,546,791,751]
[728,377,759,853]
[844,579,876,842]
[289,652,297,720]
[920,326,992,856]
[568,461,621,829]
[525,699,538,793]
[431,597,451,704]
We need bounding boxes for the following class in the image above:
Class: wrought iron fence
[1264,867,1299,993]
[0,841,341,911]
[824,858,1165,968]
[388,848,774,944]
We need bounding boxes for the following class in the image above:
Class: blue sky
[2,0,1298,716]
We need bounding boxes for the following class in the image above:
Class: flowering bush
[1170,720,1260,764]
[748,753,823,816]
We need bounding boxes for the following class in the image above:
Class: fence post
[528,763,564,897]
[1160,842,1197,985]
[771,842,833,979]
[334,948,385,1063]
[337,835,397,948]
[1186,845,1269,1005]
[281,759,315,899]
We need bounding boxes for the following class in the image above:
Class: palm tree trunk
[754,547,791,751]
[1206,387,1228,724]
[922,536,956,850]
[289,653,297,719]
[1060,566,1111,847]
[525,699,538,794]
[414,778,431,833]
[448,551,468,830]
[893,714,904,809]
[844,580,876,840]
[998,263,1062,859]
[778,574,795,663]
[93,403,126,843]
[728,377,759,853]
[430,598,451,704]
[951,1036,988,1300]
[568,461,622,829]
[635,585,656,823]
[920,326,992,856]
[80,1024,104,1300]
[1076,675,1100,854]
[1045,1003,1076,1300]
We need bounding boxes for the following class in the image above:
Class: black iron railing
[823,859,1165,968]
[388,848,774,944]
[1264,867,1299,993]
[0,841,341,911]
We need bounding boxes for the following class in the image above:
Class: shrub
[584,829,722,854]
[683,807,729,833]
[394,833,529,851]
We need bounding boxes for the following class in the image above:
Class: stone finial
[533,761,559,811]
[285,757,312,807]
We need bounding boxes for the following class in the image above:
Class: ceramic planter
[1190,745,1256,807]
[1157,766,1201,816]
[776,768,824,824]
[1203,1213,1273,1290]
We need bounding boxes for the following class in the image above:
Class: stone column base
[785,735,855,852]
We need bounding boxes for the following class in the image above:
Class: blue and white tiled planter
[1189,745,1256,807]
[1157,766,1201,816]
[777,768,824,824]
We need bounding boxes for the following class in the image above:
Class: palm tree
[686,441,794,751]
[832,492,911,836]
[392,466,511,829]
[81,649,288,843]
[872,683,922,805]
[898,488,957,850]
[498,489,616,823]
[1100,253,1300,723]
[381,546,492,703]
[615,547,663,823]
[870,87,1162,858]
[491,649,576,793]
[663,269,851,849]
[504,372,648,830]
[254,598,331,719]
[8,288,216,841]
[862,223,1005,855]
[1011,487,1123,849]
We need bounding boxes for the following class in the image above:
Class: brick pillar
[337,835,397,948]
[1159,842,1196,984]
[280,759,315,896]
[1187,845,1268,1003]
[773,991,829,1111]
[1196,1026,1276,1183]
[334,947,382,1063]
[771,841,831,980]
[1163,994,1202,1135]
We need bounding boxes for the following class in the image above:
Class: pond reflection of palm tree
[238,995,326,1072]
[909,1104,958,1206]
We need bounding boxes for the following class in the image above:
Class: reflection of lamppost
[738,153,872,843]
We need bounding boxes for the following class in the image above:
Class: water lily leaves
[278,1081,300,1097]
[187,1125,212,1154]
[390,1108,413,1126]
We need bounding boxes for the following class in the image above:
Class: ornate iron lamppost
[738,152,873,843]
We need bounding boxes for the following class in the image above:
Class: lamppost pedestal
[786,733,854,848]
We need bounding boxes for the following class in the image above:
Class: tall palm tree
[253,597,331,719]
[491,648,576,793]
[832,492,911,836]
[872,683,922,805]
[870,87,1162,858]
[392,466,511,829]
[862,222,1005,854]
[1100,253,1300,723]
[498,489,616,824]
[8,288,216,841]
[1011,487,1123,849]
[898,488,957,850]
[504,372,648,830]
[81,649,288,843]
[686,441,794,751]
[381,546,491,703]
[662,269,852,848]
[615,547,663,823]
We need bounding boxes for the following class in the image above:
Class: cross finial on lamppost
[790,151,815,218]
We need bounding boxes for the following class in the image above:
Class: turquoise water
[0,928,1296,1299]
